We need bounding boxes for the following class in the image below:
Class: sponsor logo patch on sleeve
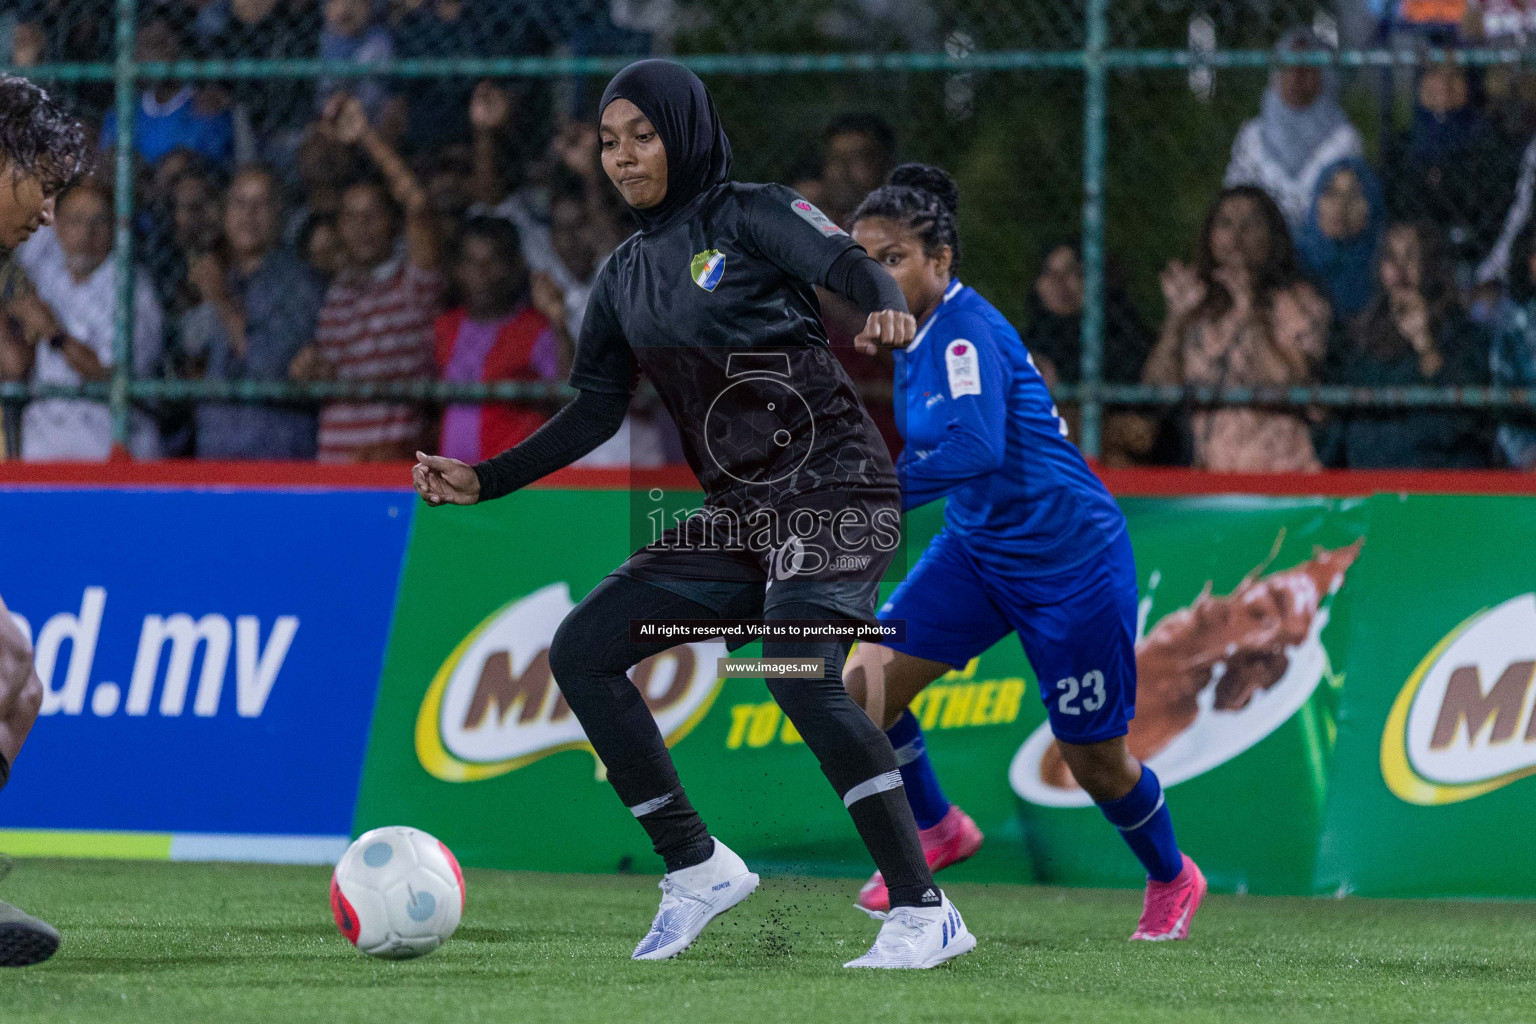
[945,339,981,397]
[790,197,847,236]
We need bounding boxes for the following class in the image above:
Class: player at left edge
[0,72,90,967]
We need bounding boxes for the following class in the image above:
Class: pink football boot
[857,805,984,914]
[1130,854,1207,941]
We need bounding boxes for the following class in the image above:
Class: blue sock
[1096,764,1184,883]
[885,711,951,830]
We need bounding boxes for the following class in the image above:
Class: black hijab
[599,59,733,229]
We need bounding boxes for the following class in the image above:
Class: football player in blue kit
[842,164,1207,940]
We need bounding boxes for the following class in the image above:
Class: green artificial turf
[0,859,1533,1023]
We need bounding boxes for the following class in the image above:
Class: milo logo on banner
[1011,540,1362,807]
[414,583,727,782]
[1381,593,1536,806]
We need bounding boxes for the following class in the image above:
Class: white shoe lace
[869,907,931,954]
[658,876,703,903]
[645,878,706,931]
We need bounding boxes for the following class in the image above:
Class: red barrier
[1095,467,1536,496]
[0,461,698,492]
[0,460,1533,495]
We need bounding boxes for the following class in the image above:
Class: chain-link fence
[4,1,1536,467]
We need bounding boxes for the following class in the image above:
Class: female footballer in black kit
[413,60,974,969]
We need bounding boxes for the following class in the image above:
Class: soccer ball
[330,826,464,959]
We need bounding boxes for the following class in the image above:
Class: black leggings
[547,573,936,905]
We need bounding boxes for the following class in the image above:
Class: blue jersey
[893,280,1126,578]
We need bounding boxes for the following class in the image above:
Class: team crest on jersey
[791,198,846,236]
[945,339,981,397]
[690,249,726,291]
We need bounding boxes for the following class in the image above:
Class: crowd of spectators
[1014,22,1536,471]
[1090,25,1536,471]
[0,0,666,465]
[2,5,1536,472]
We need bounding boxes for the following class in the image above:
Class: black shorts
[612,487,901,641]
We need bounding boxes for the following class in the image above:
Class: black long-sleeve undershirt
[826,247,909,316]
[471,247,905,504]
[472,388,629,502]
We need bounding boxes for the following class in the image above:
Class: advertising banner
[354,491,1376,891]
[1012,497,1370,894]
[10,475,1536,898]
[1316,496,1536,897]
[351,487,872,877]
[0,488,411,862]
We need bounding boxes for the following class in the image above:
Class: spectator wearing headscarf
[1492,222,1536,469]
[1475,67,1536,291]
[1224,27,1364,235]
[1480,110,1536,284]
[1387,62,1518,276]
[1297,157,1386,324]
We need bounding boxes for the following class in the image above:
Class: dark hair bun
[888,163,959,218]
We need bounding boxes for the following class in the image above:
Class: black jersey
[569,182,899,511]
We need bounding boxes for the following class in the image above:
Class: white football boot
[844,889,976,969]
[631,839,760,960]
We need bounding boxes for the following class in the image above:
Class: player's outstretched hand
[413,451,481,506]
[854,309,917,355]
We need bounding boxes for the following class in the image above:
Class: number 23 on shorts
[1055,670,1106,716]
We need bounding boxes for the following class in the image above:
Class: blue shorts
[878,526,1138,745]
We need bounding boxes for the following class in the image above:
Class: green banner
[353,491,1040,883]
[1013,497,1368,895]
[353,489,1536,897]
[1316,496,1536,898]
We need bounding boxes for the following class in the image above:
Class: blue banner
[0,489,412,841]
